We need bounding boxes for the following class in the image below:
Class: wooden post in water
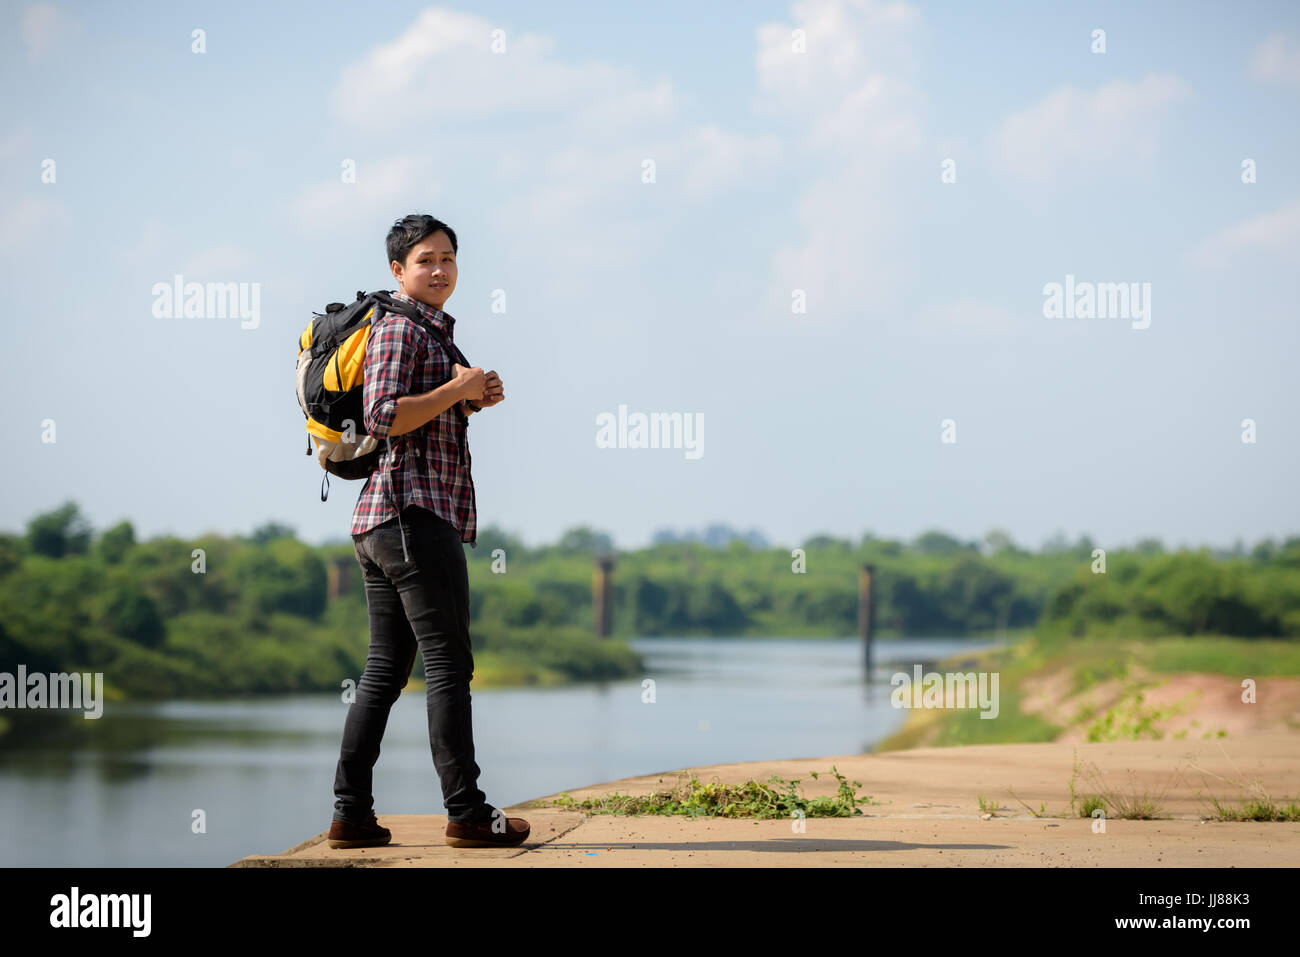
[593,555,615,639]
[859,563,875,675]
[326,554,354,602]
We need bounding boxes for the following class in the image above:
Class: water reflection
[0,636,997,867]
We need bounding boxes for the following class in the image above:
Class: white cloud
[807,73,924,150]
[325,6,785,267]
[678,125,784,197]
[748,0,928,325]
[992,74,1189,183]
[22,3,74,60]
[0,193,57,249]
[334,6,669,134]
[506,123,781,241]
[1193,198,1300,266]
[292,155,440,231]
[520,143,639,222]
[570,76,675,134]
[1249,33,1300,89]
[755,0,919,113]
[0,128,32,161]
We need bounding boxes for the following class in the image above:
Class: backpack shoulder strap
[369,290,470,367]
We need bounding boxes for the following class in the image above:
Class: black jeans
[333,505,495,825]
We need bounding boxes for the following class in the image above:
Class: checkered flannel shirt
[349,290,477,547]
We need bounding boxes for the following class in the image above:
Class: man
[327,213,529,849]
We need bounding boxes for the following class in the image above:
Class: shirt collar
[391,289,454,336]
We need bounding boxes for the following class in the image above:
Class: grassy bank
[874,634,1300,752]
[405,647,600,690]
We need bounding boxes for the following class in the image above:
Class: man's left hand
[476,371,505,408]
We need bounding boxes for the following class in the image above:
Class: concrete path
[232,733,1300,867]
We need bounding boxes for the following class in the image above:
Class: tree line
[1,503,1296,702]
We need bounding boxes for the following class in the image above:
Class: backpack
[296,290,470,501]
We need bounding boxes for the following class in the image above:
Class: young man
[327,214,529,849]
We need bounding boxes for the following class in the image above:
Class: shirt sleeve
[362,316,420,439]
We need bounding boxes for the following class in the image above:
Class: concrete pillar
[326,555,354,602]
[859,563,875,675]
[593,555,615,639]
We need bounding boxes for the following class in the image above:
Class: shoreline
[233,732,1300,867]
[875,635,1300,752]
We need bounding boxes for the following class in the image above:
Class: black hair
[386,214,458,268]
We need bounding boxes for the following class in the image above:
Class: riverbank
[0,637,985,866]
[874,635,1300,752]
[233,732,1300,867]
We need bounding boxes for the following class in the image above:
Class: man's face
[392,230,457,310]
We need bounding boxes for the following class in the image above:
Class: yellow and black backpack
[295,290,468,500]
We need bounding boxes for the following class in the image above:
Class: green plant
[1008,787,1048,817]
[1208,797,1300,821]
[1068,749,1177,819]
[1189,746,1300,822]
[1079,795,1107,818]
[1084,679,1194,742]
[1085,766,1172,819]
[1070,655,1132,696]
[533,766,877,819]
[1068,748,1081,815]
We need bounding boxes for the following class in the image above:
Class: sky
[2,0,1298,550]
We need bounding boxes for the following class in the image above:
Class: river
[0,636,997,867]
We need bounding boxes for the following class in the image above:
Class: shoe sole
[445,833,530,848]
[327,837,392,849]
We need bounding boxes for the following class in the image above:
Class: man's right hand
[452,363,487,401]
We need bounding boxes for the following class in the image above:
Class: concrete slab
[233,733,1300,867]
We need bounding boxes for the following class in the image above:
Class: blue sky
[2,0,1298,550]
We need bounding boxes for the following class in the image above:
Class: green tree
[0,556,101,668]
[26,501,92,558]
[94,569,166,648]
[96,520,136,564]
[553,526,614,556]
[940,555,1015,632]
[1133,537,1165,556]
[249,522,297,545]
[1040,530,1072,554]
[983,529,1018,555]
[1252,538,1277,562]
[0,534,23,576]
[231,539,327,619]
[803,533,852,550]
[912,530,976,556]
[475,524,528,558]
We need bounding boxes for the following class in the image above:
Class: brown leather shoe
[445,814,530,848]
[328,811,392,849]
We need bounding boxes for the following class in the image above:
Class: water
[0,636,997,867]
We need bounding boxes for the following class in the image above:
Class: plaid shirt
[350,290,477,547]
